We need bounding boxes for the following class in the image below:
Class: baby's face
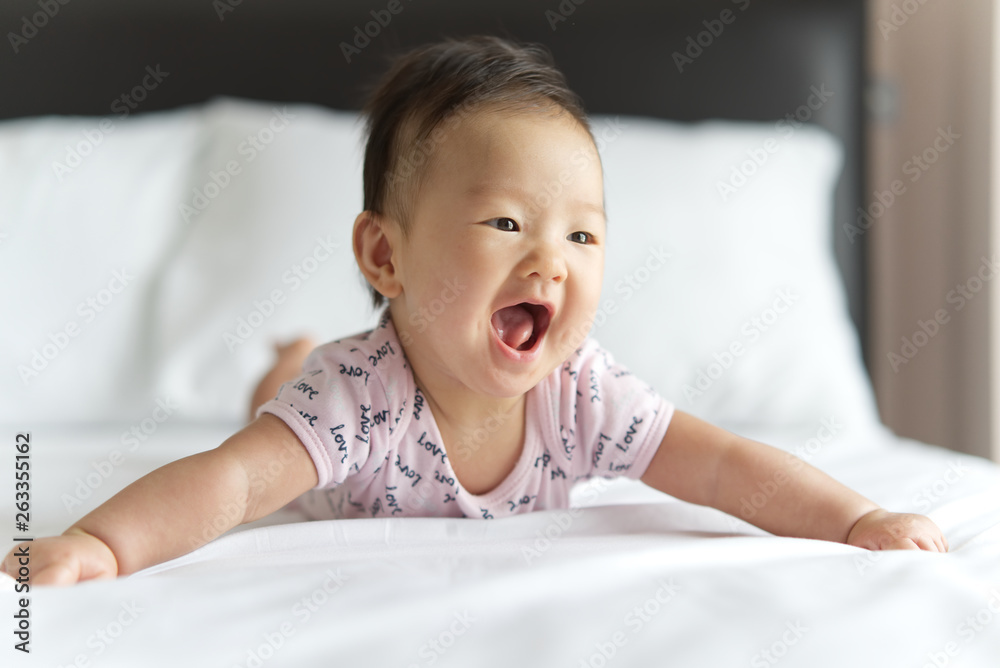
[388,106,605,400]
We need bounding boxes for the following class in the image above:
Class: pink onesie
[258,310,674,520]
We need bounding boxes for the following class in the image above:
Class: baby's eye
[485,217,519,232]
[567,231,594,244]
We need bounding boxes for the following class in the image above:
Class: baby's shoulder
[552,337,621,383]
[302,318,414,427]
[308,330,398,375]
[546,337,659,411]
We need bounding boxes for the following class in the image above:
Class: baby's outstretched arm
[641,411,948,551]
[2,415,317,585]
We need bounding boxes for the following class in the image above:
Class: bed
[2,1,1000,666]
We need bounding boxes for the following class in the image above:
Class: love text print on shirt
[592,415,643,475]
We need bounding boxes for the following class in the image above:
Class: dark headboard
[1,0,869,364]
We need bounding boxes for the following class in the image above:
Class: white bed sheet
[2,422,999,667]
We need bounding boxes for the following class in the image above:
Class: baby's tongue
[491,304,534,350]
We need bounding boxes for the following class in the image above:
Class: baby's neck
[415,375,525,447]
[420,386,527,495]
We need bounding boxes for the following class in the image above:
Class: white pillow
[0,98,378,422]
[0,98,880,436]
[594,117,880,433]
[144,100,379,421]
[0,108,203,422]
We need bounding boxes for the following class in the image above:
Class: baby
[4,36,946,585]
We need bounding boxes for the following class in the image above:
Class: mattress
[2,420,998,667]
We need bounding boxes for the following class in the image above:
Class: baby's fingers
[887,534,945,552]
[30,561,84,587]
[895,516,948,553]
[847,510,948,553]
[2,531,117,586]
[906,532,945,553]
[882,536,921,551]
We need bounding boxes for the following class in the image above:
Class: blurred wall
[867,0,996,460]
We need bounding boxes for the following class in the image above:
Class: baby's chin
[472,372,550,402]
[545,319,594,359]
[438,344,555,394]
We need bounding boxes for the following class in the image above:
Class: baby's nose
[526,242,567,283]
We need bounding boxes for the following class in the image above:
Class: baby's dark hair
[360,35,593,308]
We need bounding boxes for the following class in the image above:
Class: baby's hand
[1,528,118,586]
[846,509,948,552]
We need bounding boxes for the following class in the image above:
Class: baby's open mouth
[491,302,551,352]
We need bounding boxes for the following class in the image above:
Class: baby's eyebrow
[465,183,606,222]
[573,200,608,223]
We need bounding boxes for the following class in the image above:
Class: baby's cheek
[571,280,603,321]
[421,273,471,316]
[552,304,594,358]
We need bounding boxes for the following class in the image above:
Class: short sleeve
[256,340,395,489]
[559,339,674,481]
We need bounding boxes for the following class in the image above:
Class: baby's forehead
[388,103,603,220]
[426,106,599,171]
[456,103,594,143]
[423,113,605,218]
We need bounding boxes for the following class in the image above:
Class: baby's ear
[352,211,402,301]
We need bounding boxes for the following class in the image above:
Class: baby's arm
[641,410,947,551]
[2,414,317,585]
